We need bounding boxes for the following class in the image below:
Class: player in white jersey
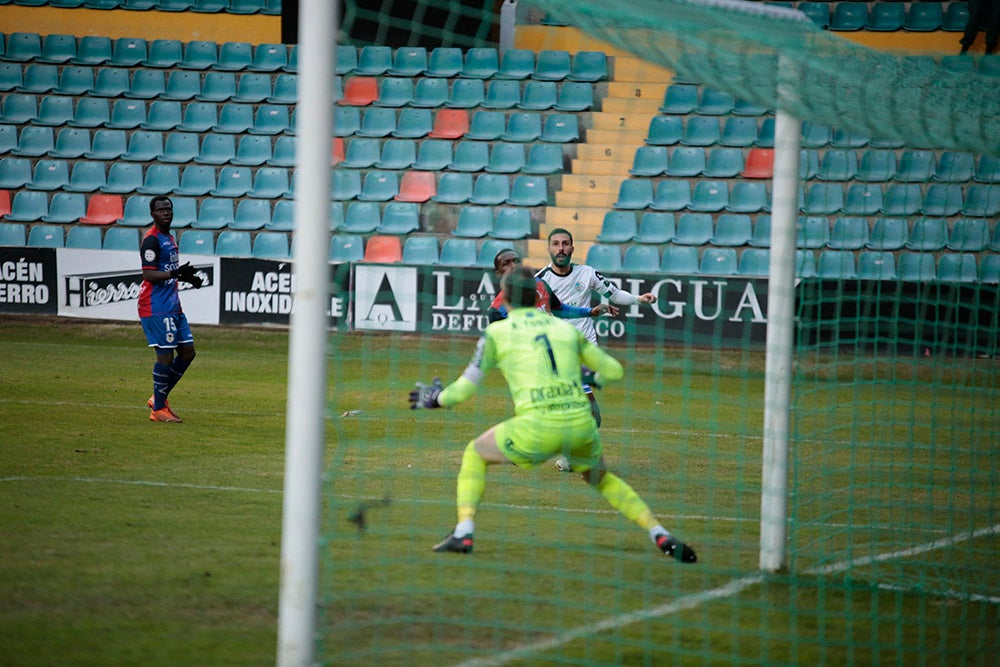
[535,228,658,465]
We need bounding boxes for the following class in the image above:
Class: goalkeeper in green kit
[409,266,696,562]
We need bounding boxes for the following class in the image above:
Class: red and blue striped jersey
[138,227,182,317]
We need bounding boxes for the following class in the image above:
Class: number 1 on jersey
[533,334,558,375]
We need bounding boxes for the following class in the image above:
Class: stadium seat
[506,175,547,206]
[160,132,199,163]
[801,149,820,179]
[174,165,217,196]
[666,146,706,177]
[251,231,289,259]
[942,1,970,31]
[266,135,295,167]
[247,167,289,199]
[937,253,978,283]
[660,245,699,274]
[100,226,137,252]
[946,217,989,251]
[797,216,830,249]
[19,64,58,94]
[377,201,419,234]
[867,2,905,31]
[486,142,525,173]
[866,217,908,250]
[490,207,531,239]
[267,74,297,104]
[518,81,557,110]
[439,237,479,267]
[830,128,870,149]
[905,217,948,251]
[497,49,534,80]
[72,35,112,65]
[800,121,832,148]
[502,112,542,142]
[523,143,564,174]
[145,39,184,68]
[192,133,234,165]
[755,117,775,147]
[196,72,236,102]
[905,2,943,31]
[402,236,439,265]
[856,149,896,182]
[700,247,739,275]
[27,224,64,247]
[738,247,770,277]
[264,200,295,232]
[394,171,435,202]
[703,147,744,178]
[471,173,510,205]
[540,114,579,143]
[718,117,760,148]
[689,180,729,212]
[857,251,897,280]
[210,166,253,198]
[0,157,32,189]
[105,100,146,130]
[356,107,396,138]
[726,181,769,214]
[681,116,721,146]
[646,116,683,146]
[27,159,69,191]
[5,32,42,62]
[650,179,691,211]
[192,198,234,230]
[392,108,432,138]
[342,138,380,169]
[137,164,180,195]
[119,130,164,163]
[712,213,752,246]
[827,216,870,250]
[359,170,399,202]
[6,190,48,222]
[214,103,254,134]
[137,101,181,132]
[162,71,201,101]
[817,150,857,181]
[38,33,77,64]
[363,235,403,263]
[0,221,26,247]
[992,221,1000,252]
[635,212,675,244]
[933,151,975,183]
[444,78,485,109]
[375,77,414,108]
[921,184,964,217]
[448,140,488,172]
[178,102,219,132]
[660,84,698,114]
[179,229,215,256]
[480,79,519,110]
[428,108,469,139]
[742,148,773,179]
[897,252,937,281]
[109,37,147,67]
[375,138,417,170]
[980,254,1000,283]
[432,172,473,204]
[802,183,844,215]
[179,40,219,70]
[614,179,654,210]
[64,161,106,193]
[454,206,492,238]
[100,162,143,194]
[214,229,251,256]
[53,67,94,96]
[91,67,130,98]
[465,110,505,141]
[961,185,1000,217]
[597,211,638,243]
[388,46,427,77]
[118,195,153,227]
[831,1,869,31]
[11,126,54,158]
[171,197,203,228]
[841,183,884,216]
[355,46,392,76]
[554,82,594,112]
[883,184,923,216]
[411,77,449,108]
[0,94,37,124]
[331,170,362,201]
[215,41,252,71]
[795,250,817,278]
[341,201,380,234]
[697,88,735,115]
[461,47,499,78]
[426,47,463,78]
[673,212,715,245]
[619,245,659,274]
[80,193,123,225]
[895,150,935,182]
[64,224,103,249]
[585,244,622,273]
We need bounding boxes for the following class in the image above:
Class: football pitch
[1,316,997,666]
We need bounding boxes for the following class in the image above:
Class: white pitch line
[452,521,1000,667]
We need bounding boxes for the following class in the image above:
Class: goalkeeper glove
[171,262,203,288]
[409,378,444,409]
[581,368,602,390]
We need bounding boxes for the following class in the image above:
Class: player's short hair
[149,195,172,214]
[502,266,538,308]
[547,227,573,244]
[493,248,520,272]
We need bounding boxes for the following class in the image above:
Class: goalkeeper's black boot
[657,535,697,563]
[433,532,473,553]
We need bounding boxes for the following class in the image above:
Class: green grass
[1,316,998,666]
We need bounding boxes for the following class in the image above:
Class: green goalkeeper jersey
[438,307,624,415]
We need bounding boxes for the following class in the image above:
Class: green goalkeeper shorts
[492,410,603,471]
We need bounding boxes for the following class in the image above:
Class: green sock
[595,472,657,532]
[456,441,486,523]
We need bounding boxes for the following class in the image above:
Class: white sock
[649,526,670,543]
[455,519,474,537]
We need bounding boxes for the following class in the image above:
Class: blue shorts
[141,313,194,349]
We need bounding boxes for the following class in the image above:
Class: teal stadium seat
[39,34,78,64]
[497,49,535,80]
[110,37,147,67]
[883,183,923,216]
[867,2,905,31]
[666,146,705,177]
[856,149,896,181]
[248,167,289,199]
[921,184,964,217]
[797,216,830,249]
[635,212,674,244]
[798,2,831,28]
[0,94,37,124]
[937,254,978,283]
[179,229,215,256]
[413,139,452,171]
[681,117,721,146]
[65,161,106,193]
[689,180,729,212]
[342,138,380,168]
[831,2,869,31]
[137,164,180,195]
[506,175,547,206]
[27,159,70,191]
[503,112,542,142]
[101,162,143,194]
[830,128,870,149]
[20,64,58,94]
[857,251,897,280]
[376,139,417,170]
[454,206,492,238]
[727,181,769,214]
[0,64,23,93]
[5,32,42,62]
[0,222,27,246]
[942,1,970,31]
[252,232,289,260]
[376,77,414,107]
[54,67,95,96]
[660,245,699,274]
[660,84,698,114]
[0,157,32,189]
[12,126,54,158]
[697,88,735,115]
[540,114,578,143]
[7,191,48,222]
[518,81,557,110]
[523,143,564,174]
[597,211,638,243]
[905,2,943,31]
[614,179,654,210]
[174,165,216,196]
[412,78,450,108]
[389,47,428,77]
[651,179,691,211]
[895,149,935,182]
[122,130,164,162]
[197,72,236,102]
[402,236,439,265]
[217,41,253,71]
[341,201,380,234]
[377,202,419,234]
[470,173,510,206]
[703,147,744,178]
[866,217,908,250]
[215,230,252,257]
[946,218,989,251]
[195,198,235,230]
[426,47,463,78]
[355,46,392,76]
[432,173,473,204]
[331,170,362,201]
[163,71,201,101]
[673,212,715,245]
[178,102,219,133]
[897,252,937,281]
[195,133,236,165]
[211,166,253,198]
[461,48,499,79]
[586,244,622,273]
[906,217,948,251]
[35,97,74,127]
[358,171,399,202]
[933,151,975,183]
[179,40,219,70]
[28,224,64,247]
[980,255,1000,284]
[392,108,432,138]
[646,116,683,146]
[961,185,1000,217]
[144,39,183,68]
[818,149,858,181]
[800,121,832,148]
[843,183,884,216]
[712,213,752,246]
[568,51,607,82]
[102,227,138,252]
[446,79,485,109]
[486,142,525,173]
[490,207,531,239]
[161,132,200,163]
[334,45,357,75]
[438,238,477,266]
[266,136,295,167]
[802,183,844,215]
[700,247,739,275]
[554,82,594,112]
[623,245,661,273]
[356,108,396,138]
[214,103,254,134]
[738,248,770,277]
[827,216,869,250]
[72,35,112,65]
[65,224,103,249]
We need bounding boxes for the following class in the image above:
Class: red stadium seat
[80,194,124,225]
[363,235,402,263]
[339,77,379,106]
[395,171,436,203]
[428,108,468,139]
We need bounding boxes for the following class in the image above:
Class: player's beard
[551,252,571,268]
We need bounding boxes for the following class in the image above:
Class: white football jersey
[536,263,639,343]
